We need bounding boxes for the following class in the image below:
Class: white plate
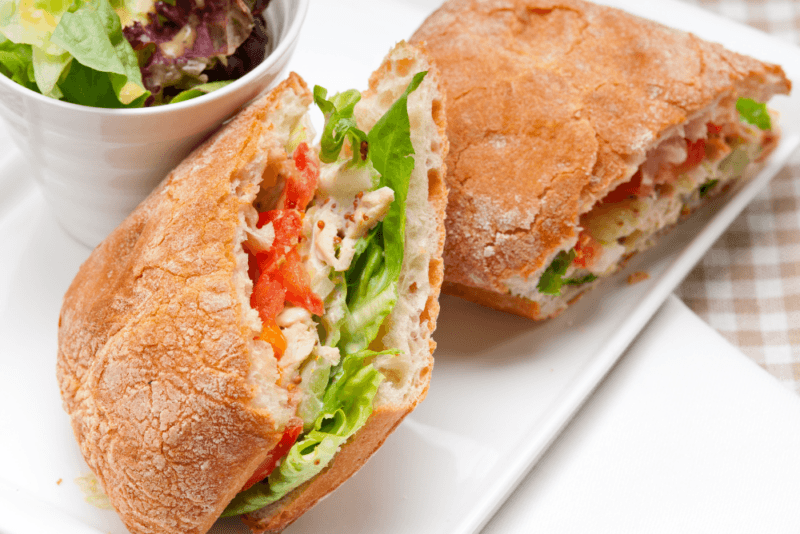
[0,1,798,533]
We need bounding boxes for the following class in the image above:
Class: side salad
[0,0,272,107]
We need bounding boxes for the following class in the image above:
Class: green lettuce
[0,34,37,91]
[221,350,391,517]
[0,0,148,105]
[313,86,368,165]
[537,249,576,295]
[736,97,771,130]
[169,80,235,104]
[337,71,426,353]
[50,0,147,105]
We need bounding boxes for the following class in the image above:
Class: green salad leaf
[313,85,368,165]
[0,34,37,91]
[0,0,149,106]
[169,80,235,104]
[337,71,426,354]
[736,97,771,130]
[537,249,576,295]
[50,0,147,105]
[221,349,390,517]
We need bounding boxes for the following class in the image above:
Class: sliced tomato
[241,418,304,492]
[272,248,324,316]
[573,232,603,269]
[707,122,723,135]
[600,170,653,204]
[675,138,706,173]
[280,142,319,211]
[251,274,286,324]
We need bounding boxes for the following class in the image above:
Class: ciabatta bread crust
[57,74,314,534]
[411,0,790,319]
[243,40,449,534]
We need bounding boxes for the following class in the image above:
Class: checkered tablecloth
[674,0,800,394]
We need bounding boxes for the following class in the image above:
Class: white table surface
[482,295,800,533]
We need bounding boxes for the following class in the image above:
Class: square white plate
[0,1,798,533]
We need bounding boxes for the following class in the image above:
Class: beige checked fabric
[674,0,800,394]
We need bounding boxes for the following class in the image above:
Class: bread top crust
[410,0,790,294]
[56,74,312,534]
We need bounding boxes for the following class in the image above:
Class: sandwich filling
[505,96,779,310]
[223,72,427,516]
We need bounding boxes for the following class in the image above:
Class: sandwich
[410,0,790,319]
[56,41,448,534]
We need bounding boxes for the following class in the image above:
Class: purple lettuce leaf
[123,0,267,101]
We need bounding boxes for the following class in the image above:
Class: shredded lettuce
[221,349,391,517]
[537,249,576,295]
[736,97,771,131]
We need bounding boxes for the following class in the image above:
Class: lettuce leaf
[313,85,367,165]
[221,350,389,517]
[0,34,37,91]
[0,0,71,54]
[50,0,147,104]
[168,79,234,103]
[337,71,426,353]
[736,97,771,130]
[536,249,576,295]
[31,44,70,97]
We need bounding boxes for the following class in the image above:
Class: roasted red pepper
[280,142,319,211]
[240,418,304,492]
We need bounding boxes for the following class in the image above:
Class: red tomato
[251,274,286,324]
[675,138,706,173]
[241,418,304,492]
[600,170,653,204]
[280,142,319,211]
[257,209,303,241]
[272,249,324,316]
[707,122,723,135]
[255,209,304,274]
[573,232,602,269]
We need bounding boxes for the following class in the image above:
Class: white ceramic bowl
[0,0,308,248]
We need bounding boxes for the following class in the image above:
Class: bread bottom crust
[241,401,417,533]
[442,281,544,320]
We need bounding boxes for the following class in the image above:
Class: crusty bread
[242,40,449,534]
[411,0,790,319]
[57,42,448,534]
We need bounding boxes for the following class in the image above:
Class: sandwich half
[411,0,790,319]
[56,41,447,534]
